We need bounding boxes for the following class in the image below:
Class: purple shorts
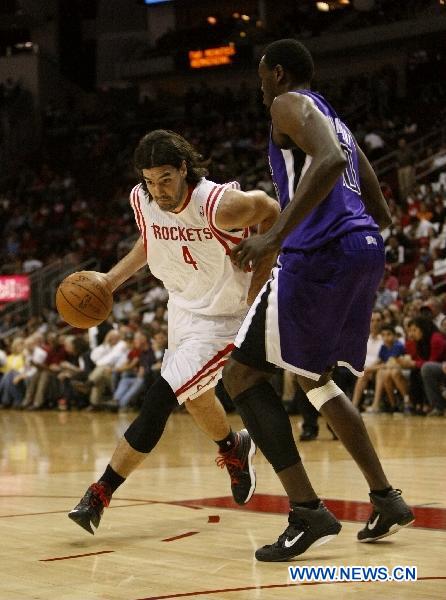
[233,230,385,379]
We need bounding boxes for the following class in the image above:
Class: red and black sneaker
[216,429,256,504]
[68,482,111,535]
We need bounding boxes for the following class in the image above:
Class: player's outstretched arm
[215,189,280,303]
[103,237,147,292]
[356,144,392,231]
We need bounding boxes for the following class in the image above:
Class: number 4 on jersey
[182,245,198,270]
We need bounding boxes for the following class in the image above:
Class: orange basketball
[56,271,113,329]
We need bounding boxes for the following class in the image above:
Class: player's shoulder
[272,90,323,116]
[129,182,145,205]
[192,177,239,204]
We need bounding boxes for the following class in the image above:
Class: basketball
[56,271,113,329]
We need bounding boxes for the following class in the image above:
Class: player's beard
[158,181,188,213]
[157,197,178,212]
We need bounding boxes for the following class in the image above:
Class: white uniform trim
[337,360,364,377]
[265,265,321,380]
[281,149,295,204]
[235,264,321,380]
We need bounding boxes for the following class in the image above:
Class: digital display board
[188,45,236,69]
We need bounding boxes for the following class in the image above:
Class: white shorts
[161,302,245,404]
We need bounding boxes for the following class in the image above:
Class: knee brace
[233,382,301,472]
[124,377,178,453]
[306,381,343,411]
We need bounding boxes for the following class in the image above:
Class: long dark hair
[408,316,439,359]
[134,129,208,196]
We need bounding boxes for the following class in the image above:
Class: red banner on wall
[0,275,31,302]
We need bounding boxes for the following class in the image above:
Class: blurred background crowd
[1,0,446,425]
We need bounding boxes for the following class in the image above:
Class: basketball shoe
[215,429,256,504]
[357,488,414,542]
[68,481,112,534]
[255,502,342,562]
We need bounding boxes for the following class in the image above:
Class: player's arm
[232,94,347,269]
[216,189,280,303]
[103,237,147,292]
[268,93,347,242]
[356,143,392,231]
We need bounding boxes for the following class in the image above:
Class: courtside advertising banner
[0,275,31,302]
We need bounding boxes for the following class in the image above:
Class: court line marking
[0,497,202,519]
[40,550,114,562]
[3,494,445,530]
[162,531,199,542]
[136,577,446,599]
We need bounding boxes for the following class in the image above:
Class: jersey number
[182,245,198,270]
[340,142,361,195]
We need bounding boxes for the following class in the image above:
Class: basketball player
[69,130,279,534]
[222,39,414,561]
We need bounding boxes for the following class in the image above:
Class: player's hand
[231,234,279,271]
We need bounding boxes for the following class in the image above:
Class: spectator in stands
[0,337,25,408]
[364,325,406,413]
[87,329,128,410]
[364,128,386,160]
[17,334,48,408]
[149,331,167,381]
[385,236,405,272]
[409,263,434,298]
[23,332,67,410]
[0,341,6,382]
[393,317,446,415]
[375,277,396,310]
[420,297,446,329]
[404,215,436,241]
[111,330,154,412]
[352,311,383,409]
[420,359,446,416]
[396,138,415,200]
[57,336,94,411]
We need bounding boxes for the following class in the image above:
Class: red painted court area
[173,493,446,530]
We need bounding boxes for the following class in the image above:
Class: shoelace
[215,453,244,485]
[89,483,111,508]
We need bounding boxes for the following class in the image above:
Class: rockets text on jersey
[129,178,252,317]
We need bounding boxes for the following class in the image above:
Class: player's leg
[298,370,390,490]
[68,376,178,534]
[223,276,341,561]
[184,387,230,441]
[305,371,414,542]
[185,387,256,504]
[307,232,414,541]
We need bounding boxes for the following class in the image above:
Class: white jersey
[129,178,252,317]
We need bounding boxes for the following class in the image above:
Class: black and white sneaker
[255,502,342,562]
[358,488,414,542]
[216,429,256,504]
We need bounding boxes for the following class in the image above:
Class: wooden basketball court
[1,410,445,599]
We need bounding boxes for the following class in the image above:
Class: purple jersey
[268,90,378,250]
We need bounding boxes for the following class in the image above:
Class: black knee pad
[234,382,301,472]
[124,377,178,453]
